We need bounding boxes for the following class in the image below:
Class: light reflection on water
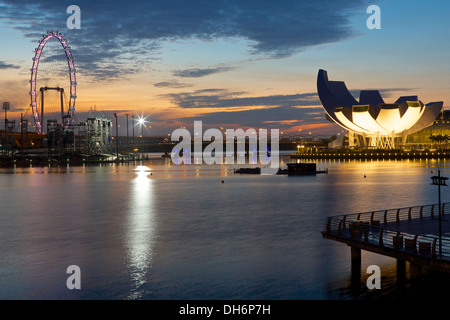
[1,156,450,299]
[126,166,155,299]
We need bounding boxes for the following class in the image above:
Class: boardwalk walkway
[322,202,450,277]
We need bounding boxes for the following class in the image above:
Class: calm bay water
[1,155,450,300]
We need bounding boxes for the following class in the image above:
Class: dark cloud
[176,105,324,131]
[173,66,234,78]
[162,89,320,109]
[153,81,192,88]
[166,86,417,131]
[164,88,324,130]
[0,61,20,69]
[0,0,368,79]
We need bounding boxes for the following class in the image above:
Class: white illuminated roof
[332,101,430,136]
[335,107,370,134]
[351,105,391,135]
[376,105,401,133]
[395,101,424,132]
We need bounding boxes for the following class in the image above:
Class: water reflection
[3,157,450,299]
[126,165,155,299]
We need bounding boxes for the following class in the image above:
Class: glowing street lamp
[132,114,135,154]
[137,115,148,158]
[125,113,129,153]
[137,116,146,127]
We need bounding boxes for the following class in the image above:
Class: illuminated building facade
[317,69,443,149]
[406,110,450,145]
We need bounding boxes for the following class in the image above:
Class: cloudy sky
[0,0,450,136]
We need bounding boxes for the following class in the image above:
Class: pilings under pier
[397,259,406,281]
[351,246,361,287]
[349,245,422,287]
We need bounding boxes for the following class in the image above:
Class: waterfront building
[317,69,443,149]
[77,111,113,154]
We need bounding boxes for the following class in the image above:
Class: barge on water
[286,163,328,175]
[233,163,328,175]
[234,167,261,174]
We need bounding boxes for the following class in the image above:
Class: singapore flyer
[29,30,77,134]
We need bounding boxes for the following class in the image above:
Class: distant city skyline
[1,0,450,136]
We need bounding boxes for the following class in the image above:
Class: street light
[114,113,119,161]
[132,114,135,157]
[137,115,148,159]
[3,102,10,156]
[431,170,448,256]
[126,113,129,153]
[141,123,145,158]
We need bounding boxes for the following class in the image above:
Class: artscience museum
[317,69,443,149]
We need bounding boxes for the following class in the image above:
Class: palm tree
[429,134,450,150]
[429,134,437,144]
[443,134,450,150]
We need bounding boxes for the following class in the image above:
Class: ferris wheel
[29,30,77,134]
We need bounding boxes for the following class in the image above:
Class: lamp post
[132,114,135,158]
[126,113,129,154]
[114,113,119,162]
[20,113,25,158]
[136,115,149,159]
[3,102,10,156]
[141,123,145,159]
[431,170,448,256]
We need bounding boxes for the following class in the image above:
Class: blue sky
[0,0,449,136]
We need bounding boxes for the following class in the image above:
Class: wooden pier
[322,202,450,281]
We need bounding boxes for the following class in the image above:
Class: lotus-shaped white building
[317,69,443,148]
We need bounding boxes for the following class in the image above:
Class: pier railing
[323,202,450,260]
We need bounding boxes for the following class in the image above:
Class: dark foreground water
[1,155,450,300]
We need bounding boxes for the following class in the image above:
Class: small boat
[234,167,261,174]
[287,163,328,175]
